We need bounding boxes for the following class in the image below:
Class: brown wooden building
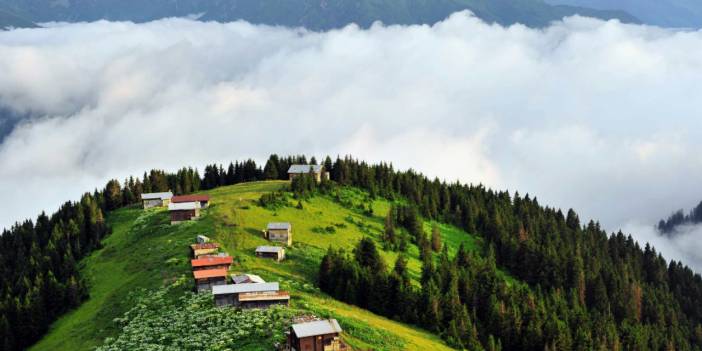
[287,319,346,351]
[169,202,201,224]
[255,245,285,261]
[193,268,227,293]
[191,256,233,271]
[212,282,289,308]
[190,243,219,257]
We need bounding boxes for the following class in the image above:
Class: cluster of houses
[140,191,210,224]
[139,165,348,350]
[190,235,232,292]
[209,222,292,309]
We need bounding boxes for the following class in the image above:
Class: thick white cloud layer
[2,13,702,269]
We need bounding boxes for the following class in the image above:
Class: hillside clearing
[32,180,498,351]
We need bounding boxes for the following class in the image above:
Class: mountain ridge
[0,0,638,30]
[0,6,37,29]
[545,0,702,28]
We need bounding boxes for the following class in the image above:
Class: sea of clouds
[1,12,702,269]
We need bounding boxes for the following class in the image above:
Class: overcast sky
[1,12,702,269]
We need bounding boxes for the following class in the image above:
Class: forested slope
[658,200,702,235]
[4,154,702,350]
[30,180,459,351]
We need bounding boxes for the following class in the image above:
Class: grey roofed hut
[287,164,323,174]
[141,191,173,209]
[287,319,347,351]
[168,201,201,224]
[287,164,328,182]
[267,222,291,230]
[266,222,292,246]
[291,319,343,338]
[255,245,286,261]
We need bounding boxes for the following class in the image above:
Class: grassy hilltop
[31,180,499,351]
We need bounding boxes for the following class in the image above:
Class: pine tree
[431,223,442,252]
[103,179,122,211]
[384,209,397,249]
[263,156,279,180]
[318,247,335,292]
[422,279,442,332]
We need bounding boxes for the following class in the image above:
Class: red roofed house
[191,256,233,271]
[172,194,210,208]
[193,268,228,292]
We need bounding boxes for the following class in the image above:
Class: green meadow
[32,180,497,351]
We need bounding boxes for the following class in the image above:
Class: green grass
[31,206,213,351]
[31,180,506,351]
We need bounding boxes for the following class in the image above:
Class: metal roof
[168,202,200,211]
[191,256,232,268]
[287,164,323,174]
[193,269,228,279]
[256,246,284,253]
[231,274,265,284]
[267,222,291,230]
[212,282,279,295]
[292,319,342,338]
[172,194,210,203]
[141,192,173,200]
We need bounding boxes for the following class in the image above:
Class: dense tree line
[0,167,202,350]
[1,157,277,350]
[658,200,702,235]
[317,156,702,350]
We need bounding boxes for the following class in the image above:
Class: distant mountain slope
[545,0,702,27]
[0,0,638,29]
[657,200,702,235]
[0,6,36,29]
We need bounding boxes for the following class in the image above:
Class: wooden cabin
[169,202,201,224]
[287,319,346,351]
[237,291,290,309]
[256,245,285,262]
[191,256,233,271]
[231,273,265,284]
[191,243,219,257]
[141,191,173,209]
[266,222,292,246]
[212,282,289,308]
[193,268,227,293]
[287,164,329,183]
[172,194,210,208]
